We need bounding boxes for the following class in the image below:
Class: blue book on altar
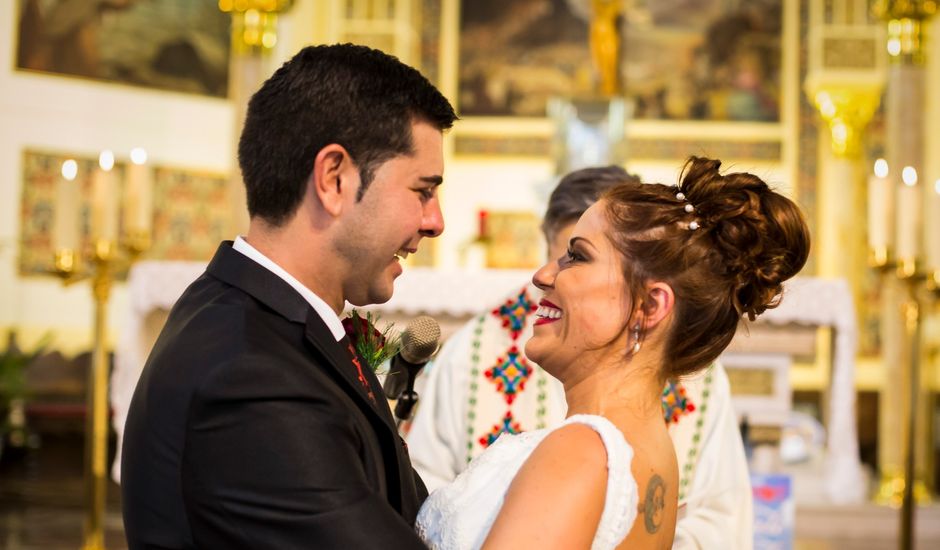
[751,473,794,550]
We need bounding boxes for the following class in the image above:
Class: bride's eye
[560,248,585,266]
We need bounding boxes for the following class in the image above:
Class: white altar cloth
[111,262,863,503]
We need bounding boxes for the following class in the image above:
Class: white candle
[927,178,940,271]
[53,159,80,251]
[91,150,118,242]
[895,166,920,263]
[867,159,892,259]
[125,147,152,234]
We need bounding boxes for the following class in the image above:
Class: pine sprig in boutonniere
[342,310,400,372]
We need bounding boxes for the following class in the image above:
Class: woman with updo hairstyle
[415,157,809,550]
[602,156,811,381]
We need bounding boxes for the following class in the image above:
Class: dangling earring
[631,323,642,354]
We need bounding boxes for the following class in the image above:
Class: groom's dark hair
[239,43,457,226]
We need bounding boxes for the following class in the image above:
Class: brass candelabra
[870,254,939,550]
[52,233,149,550]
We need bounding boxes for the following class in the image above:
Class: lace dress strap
[561,414,639,550]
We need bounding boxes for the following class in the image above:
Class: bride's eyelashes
[558,247,587,268]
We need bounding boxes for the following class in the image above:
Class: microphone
[382,316,440,424]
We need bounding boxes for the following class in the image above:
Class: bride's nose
[532,260,557,291]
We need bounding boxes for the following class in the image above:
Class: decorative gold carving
[874,471,932,506]
[872,0,938,20]
[805,83,883,157]
[823,37,879,69]
[873,1,938,64]
[219,0,294,54]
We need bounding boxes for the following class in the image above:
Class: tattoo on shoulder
[642,474,666,534]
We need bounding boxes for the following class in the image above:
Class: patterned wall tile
[18,150,230,277]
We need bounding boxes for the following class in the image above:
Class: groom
[121,44,456,549]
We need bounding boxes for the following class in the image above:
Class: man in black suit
[121,44,457,549]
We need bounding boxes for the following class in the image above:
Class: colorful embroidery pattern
[478,411,523,448]
[679,366,713,501]
[484,346,532,405]
[662,379,695,425]
[491,289,537,340]
[470,286,544,453]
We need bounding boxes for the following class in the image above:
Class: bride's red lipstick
[534,299,562,326]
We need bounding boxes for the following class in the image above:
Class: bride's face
[525,201,632,377]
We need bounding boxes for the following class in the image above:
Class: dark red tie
[342,337,377,405]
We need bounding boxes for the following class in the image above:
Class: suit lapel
[302,311,386,418]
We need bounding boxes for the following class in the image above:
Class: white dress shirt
[232,236,346,342]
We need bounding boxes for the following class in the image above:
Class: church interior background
[1,0,940,548]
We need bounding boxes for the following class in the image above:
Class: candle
[53,159,80,251]
[125,147,153,234]
[927,178,940,271]
[91,150,118,242]
[867,159,892,262]
[478,209,488,241]
[895,166,920,265]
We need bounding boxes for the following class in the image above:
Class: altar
[110,261,863,504]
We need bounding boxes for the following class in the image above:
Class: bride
[415,156,810,549]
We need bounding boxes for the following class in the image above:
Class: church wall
[0,3,233,352]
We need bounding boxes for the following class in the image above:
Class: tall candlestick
[91,150,118,243]
[895,166,920,274]
[54,159,81,252]
[868,159,893,264]
[125,148,153,234]
[927,178,940,272]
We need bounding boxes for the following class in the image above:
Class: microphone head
[400,316,441,364]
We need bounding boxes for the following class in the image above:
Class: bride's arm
[482,423,608,549]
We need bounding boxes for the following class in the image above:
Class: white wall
[0,4,234,351]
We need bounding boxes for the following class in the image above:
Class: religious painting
[15,0,230,97]
[484,212,543,269]
[19,150,230,276]
[458,0,782,122]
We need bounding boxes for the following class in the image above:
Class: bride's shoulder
[557,414,635,460]
[481,421,610,548]
[540,420,611,467]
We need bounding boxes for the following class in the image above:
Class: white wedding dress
[415,414,639,550]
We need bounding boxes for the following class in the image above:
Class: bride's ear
[639,281,674,331]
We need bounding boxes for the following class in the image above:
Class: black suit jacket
[121,242,428,549]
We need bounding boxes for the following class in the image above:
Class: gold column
[871,2,937,519]
[803,0,888,504]
[805,83,882,282]
[219,0,294,236]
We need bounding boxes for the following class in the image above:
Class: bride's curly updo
[603,156,810,379]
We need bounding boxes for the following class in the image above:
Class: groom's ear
[640,281,674,331]
[311,144,359,217]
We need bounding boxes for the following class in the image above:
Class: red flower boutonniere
[342,310,400,372]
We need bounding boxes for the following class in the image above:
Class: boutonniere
[342,310,400,372]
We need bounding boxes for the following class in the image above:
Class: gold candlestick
[52,234,148,550]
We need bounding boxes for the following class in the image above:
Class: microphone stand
[383,357,425,428]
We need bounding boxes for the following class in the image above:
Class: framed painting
[15,0,230,97]
[458,0,782,122]
[442,0,800,162]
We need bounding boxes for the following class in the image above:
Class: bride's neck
[563,353,664,421]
